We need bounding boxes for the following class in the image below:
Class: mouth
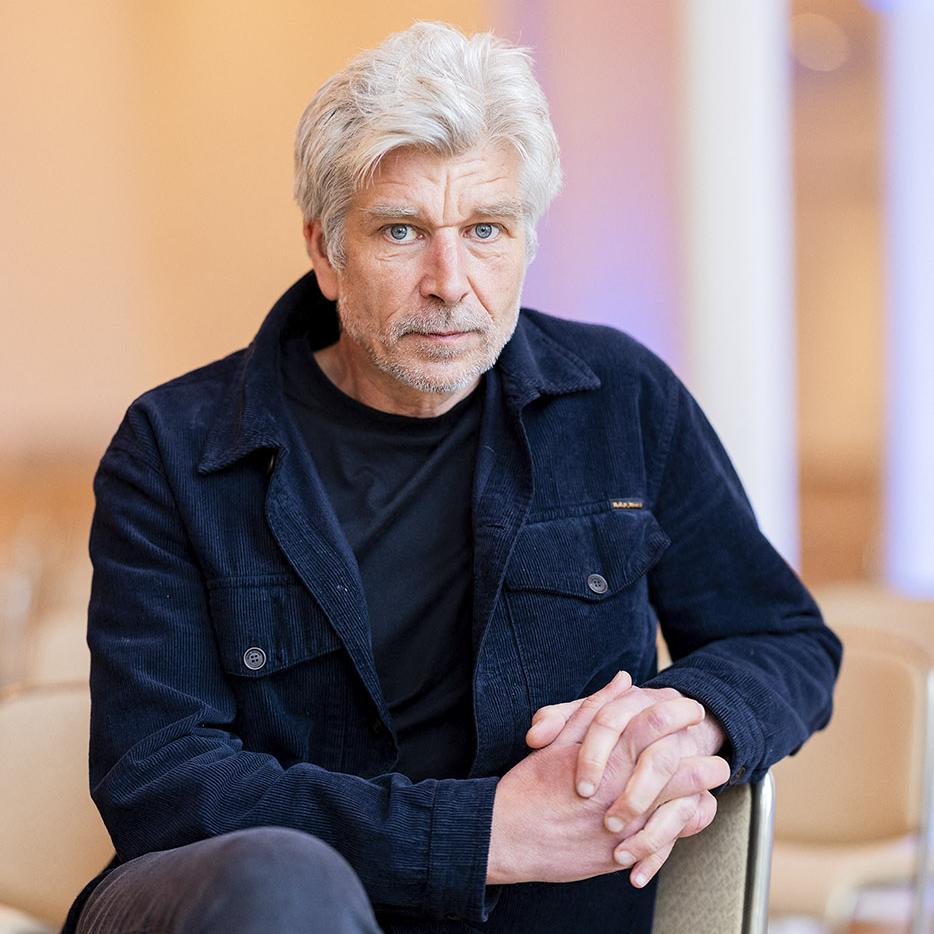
[408,330,475,341]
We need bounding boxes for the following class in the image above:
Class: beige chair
[769,621,934,934]
[0,681,114,933]
[653,775,774,934]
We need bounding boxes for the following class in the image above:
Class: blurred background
[1,2,932,932]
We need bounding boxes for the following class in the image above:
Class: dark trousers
[74,827,384,933]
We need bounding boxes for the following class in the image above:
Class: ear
[303,220,340,300]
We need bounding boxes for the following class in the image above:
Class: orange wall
[0,1,492,459]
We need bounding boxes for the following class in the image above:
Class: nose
[419,231,470,306]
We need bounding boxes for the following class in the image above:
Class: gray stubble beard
[337,297,520,395]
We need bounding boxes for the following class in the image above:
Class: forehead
[352,143,522,218]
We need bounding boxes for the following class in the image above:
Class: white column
[678,1,798,565]
[881,1,934,598]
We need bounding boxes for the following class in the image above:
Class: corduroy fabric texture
[63,272,841,934]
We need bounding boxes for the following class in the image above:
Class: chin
[386,356,492,395]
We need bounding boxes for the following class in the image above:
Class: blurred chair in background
[768,616,934,934]
[0,682,113,934]
[0,509,101,932]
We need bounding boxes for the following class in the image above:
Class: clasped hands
[487,670,730,889]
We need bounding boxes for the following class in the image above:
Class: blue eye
[474,223,496,240]
[389,224,411,241]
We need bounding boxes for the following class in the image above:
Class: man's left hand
[525,678,730,886]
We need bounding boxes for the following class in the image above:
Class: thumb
[525,699,585,747]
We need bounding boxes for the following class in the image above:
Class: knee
[189,827,375,933]
[206,826,363,897]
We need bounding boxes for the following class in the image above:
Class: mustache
[388,305,491,339]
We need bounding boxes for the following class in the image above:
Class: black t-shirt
[282,333,482,781]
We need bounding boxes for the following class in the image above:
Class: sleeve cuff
[425,775,503,923]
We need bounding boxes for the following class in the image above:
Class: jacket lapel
[197,273,390,724]
[470,315,602,680]
[194,273,602,738]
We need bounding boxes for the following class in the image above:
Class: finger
[618,697,705,773]
[656,755,731,807]
[676,789,718,839]
[612,755,729,836]
[611,793,703,870]
[525,699,585,747]
[573,694,655,797]
[526,669,635,747]
[627,840,675,889]
[582,697,702,806]
[549,670,633,749]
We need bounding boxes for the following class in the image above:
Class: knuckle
[594,706,623,730]
[580,696,603,714]
[676,796,699,824]
[639,829,666,854]
[686,761,709,791]
[577,752,604,770]
[643,706,669,735]
[614,791,640,819]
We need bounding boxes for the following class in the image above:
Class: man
[66,21,840,934]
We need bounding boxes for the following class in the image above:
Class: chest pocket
[503,507,670,709]
[207,578,343,676]
[206,577,349,768]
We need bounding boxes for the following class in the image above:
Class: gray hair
[293,21,561,266]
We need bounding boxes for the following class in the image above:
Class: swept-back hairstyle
[293,21,561,266]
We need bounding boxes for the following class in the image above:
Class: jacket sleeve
[641,379,842,785]
[86,411,501,924]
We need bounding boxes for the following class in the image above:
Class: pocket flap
[505,508,670,599]
[207,579,343,677]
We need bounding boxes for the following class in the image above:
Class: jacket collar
[198,270,600,475]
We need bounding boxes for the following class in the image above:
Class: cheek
[471,256,525,318]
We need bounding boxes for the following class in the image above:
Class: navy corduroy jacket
[65,272,841,933]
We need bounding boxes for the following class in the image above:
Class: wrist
[486,788,519,885]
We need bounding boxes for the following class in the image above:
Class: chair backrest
[772,624,929,844]
[652,774,774,934]
[770,617,934,934]
[0,682,114,926]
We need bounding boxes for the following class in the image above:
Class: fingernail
[577,780,595,797]
[632,872,647,887]
[614,849,634,868]
[605,815,624,833]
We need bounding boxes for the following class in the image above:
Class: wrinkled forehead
[350,142,526,223]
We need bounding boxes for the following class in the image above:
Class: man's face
[309,143,528,398]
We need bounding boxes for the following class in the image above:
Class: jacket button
[587,573,609,594]
[369,718,384,735]
[243,646,267,671]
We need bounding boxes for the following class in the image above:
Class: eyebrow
[365,204,420,219]
[363,198,526,222]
